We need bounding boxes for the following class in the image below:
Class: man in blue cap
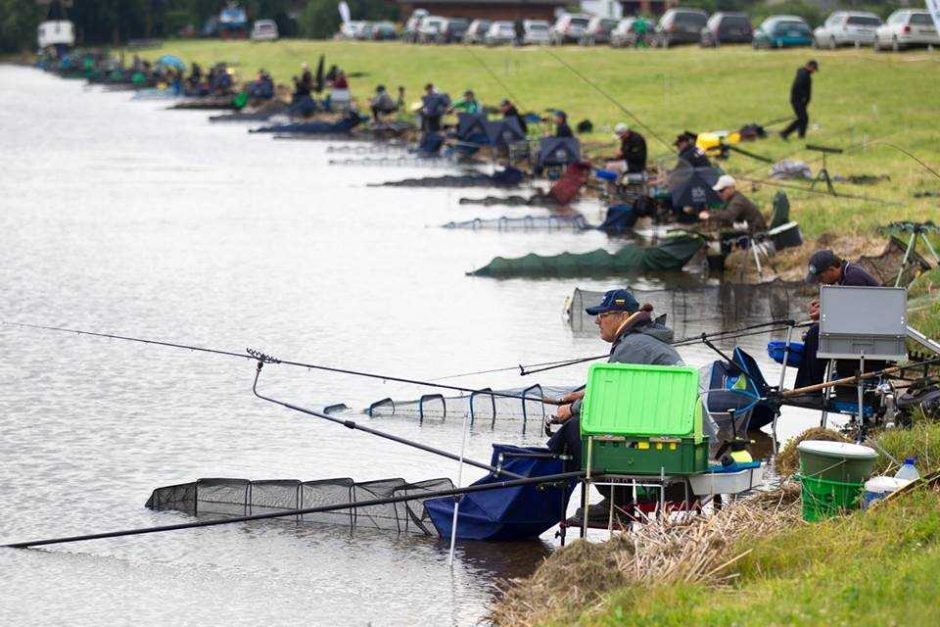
[548,288,682,522]
[795,249,880,388]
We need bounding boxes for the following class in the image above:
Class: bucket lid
[797,440,878,460]
[864,476,911,492]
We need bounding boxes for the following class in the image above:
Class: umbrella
[156,54,185,71]
[668,166,721,209]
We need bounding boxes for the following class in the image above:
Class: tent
[483,117,526,148]
[537,137,581,170]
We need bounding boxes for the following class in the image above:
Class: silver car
[875,10,940,51]
[484,21,516,46]
[813,11,882,48]
[523,20,550,45]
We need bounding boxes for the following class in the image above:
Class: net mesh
[441,214,589,232]
[566,281,814,338]
[145,476,455,536]
[363,385,575,434]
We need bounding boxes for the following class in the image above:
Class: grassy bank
[492,424,940,626]
[133,40,940,240]
[908,269,940,340]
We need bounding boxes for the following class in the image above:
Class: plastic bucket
[796,474,864,522]
[861,476,911,510]
[797,441,877,483]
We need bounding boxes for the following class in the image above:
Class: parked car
[484,21,516,46]
[436,17,469,43]
[337,20,368,40]
[813,11,881,48]
[549,13,591,45]
[402,9,428,43]
[578,16,619,45]
[752,15,813,49]
[654,8,708,48]
[250,19,279,41]
[523,20,551,45]
[874,10,940,52]
[417,15,446,43]
[700,12,752,46]
[463,19,491,44]
[610,17,653,48]
[365,21,397,41]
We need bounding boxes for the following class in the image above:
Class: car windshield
[675,13,706,27]
[722,16,750,28]
[777,20,808,30]
[848,16,880,26]
[528,24,548,31]
[910,13,933,25]
[570,18,589,28]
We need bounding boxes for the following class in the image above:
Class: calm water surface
[0,65,824,626]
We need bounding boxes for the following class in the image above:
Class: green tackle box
[580,363,707,475]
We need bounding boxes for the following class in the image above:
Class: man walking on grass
[780,59,818,141]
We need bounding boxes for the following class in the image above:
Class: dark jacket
[677,144,711,169]
[709,191,767,232]
[791,67,812,105]
[571,313,682,416]
[620,132,648,173]
[556,121,573,138]
[503,105,527,135]
[839,261,879,286]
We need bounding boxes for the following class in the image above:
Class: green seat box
[580,363,707,475]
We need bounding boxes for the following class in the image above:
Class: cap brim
[585,305,605,316]
[712,184,724,192]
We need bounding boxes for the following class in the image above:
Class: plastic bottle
[894,457,920,482]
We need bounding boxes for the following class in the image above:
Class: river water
[0,65,824,626]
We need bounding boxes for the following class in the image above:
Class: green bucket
[797,441,877,483]
[796,474,864,522]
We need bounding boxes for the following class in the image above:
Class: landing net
[566,281,814,339]
[441,214,590,232]
[328,156,464,168]
[146,477,453,535]
[364,385,576,435]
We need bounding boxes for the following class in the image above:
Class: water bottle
[894,457,920,482]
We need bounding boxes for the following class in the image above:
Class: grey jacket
[571,317,683,416]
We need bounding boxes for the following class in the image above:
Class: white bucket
[861,476,911,509]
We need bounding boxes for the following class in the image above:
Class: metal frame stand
[810,152,837,195]
[895,226,940,287]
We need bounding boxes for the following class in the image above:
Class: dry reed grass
[488,484,801,626]
[775,427,850,477]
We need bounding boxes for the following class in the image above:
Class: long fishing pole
[460,44,524,112]
[869,142,940,181]
[520,320,799,376]
[780,355,940,399]
[2,470,586,550]
[540,47,670,151]
[3,322,562,406]
[735,174,901,206]
[250,361,525,480]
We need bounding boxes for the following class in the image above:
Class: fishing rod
[735,174,901,206]
[519,320,799,376]
[779,355,940,400]
[2,321,563,406]
[460,44,525,113]
[869,142,940,182]
[2,470,586,550]
[540,47,670,151]
[250,360,525,480]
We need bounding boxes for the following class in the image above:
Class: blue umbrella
[156,55,185,70]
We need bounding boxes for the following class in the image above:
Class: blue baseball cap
[585,289,640,316]
[805,249,841,283]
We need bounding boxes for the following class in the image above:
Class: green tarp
[469,235,704,278]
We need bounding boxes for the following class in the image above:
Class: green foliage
[0,0,44,52]
[750,0,825,28]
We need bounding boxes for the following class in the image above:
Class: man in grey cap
[699,175,767,233]
[795,249,879,387]
[548,289,682,522]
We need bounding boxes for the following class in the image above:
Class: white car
[522,20,550,45]
[417,16,446,43]
[813,11,881,48]
[250,19,279,42]
[549,13,591,45]
[337,21,367,40]
[875,10,940,51]
[484,21,516,46]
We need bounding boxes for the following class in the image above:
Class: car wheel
[892,37,900,52]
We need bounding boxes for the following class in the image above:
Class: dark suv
[654,8,709,47]
[701,12,753,46]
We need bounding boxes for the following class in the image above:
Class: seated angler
[548,289,683,522]
[795,249,880,389]
[370,84,398,121]
[699,175,767,234]
[450,89,481,114]
[608,123,647,174]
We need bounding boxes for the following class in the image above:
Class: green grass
[908,269,940,340]
[136,40,940,239]
[587,486,940,627]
